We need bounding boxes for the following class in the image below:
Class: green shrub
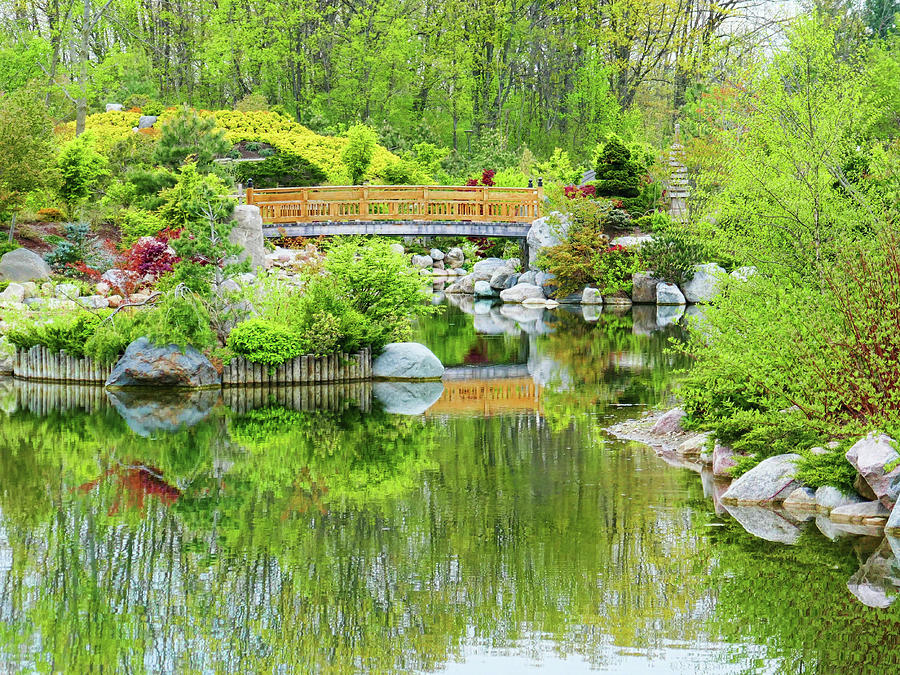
[135,292,217,351]
[0,241,19,256]
[227,318,303,365]
[233,152,326,188]
[342,124,377,184]
[640,228,706,285]
[795,447,858,494]
[56,132,109,210]
[118,208,166,246]
[6,312,107,357]
[44,223,96,272]
[153,106,230,171]
[83,315,137,364]
[323,237,432,349]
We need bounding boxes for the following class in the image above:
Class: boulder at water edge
[713,444,738,477]
[720,453,802,505]
[656,282,686,306]
[474,280,497,298]
[682,263,726,303]
[445,274,476,294]
[526,213,570,270]
[106,338,221,388]
[445,247,465,268]
[500,284,545,303]
[845,433,900,508]
[631,273,661,304]
[411,254,433,269]
[651,408,685,435]
[582,287,602,305]
[0,248,51,282]
[489,266,517,290]
[815,485,864,512]
[228,205,267,271]
[372,342,444,380]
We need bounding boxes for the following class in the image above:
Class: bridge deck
[248,184,541,237]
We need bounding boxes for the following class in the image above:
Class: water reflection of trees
[0,402,727,672]
[536,311,689,431]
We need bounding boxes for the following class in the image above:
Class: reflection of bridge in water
[427,364,542,417]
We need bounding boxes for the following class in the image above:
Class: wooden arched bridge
[245,184,543,238]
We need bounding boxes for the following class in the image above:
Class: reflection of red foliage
[463,345,490,365]
[78,464,181,516]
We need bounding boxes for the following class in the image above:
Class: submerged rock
[372,342,444,380]
[830,500,890,525]
[106,338,220,388]
[720,453,801,505]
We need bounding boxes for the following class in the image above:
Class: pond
[0,297,899,673]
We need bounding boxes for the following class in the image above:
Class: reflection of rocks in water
[581,305,601,322]
[684,304,708,323]
[604,303,631,317]
[527,334,571,388]
[498,304,552,335]
[430,290,446,305]
[107,388,219,437]
[473,299,493,314]
[446,293,475,315]
[631,305,657,335]
[656,304,685,328]
[847,537,900,608]
[473,309,515,336]
[723,504,806,544]
[373,381,444,415]
[223,381,373,414]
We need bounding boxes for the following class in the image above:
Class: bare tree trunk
[75,0,90,135]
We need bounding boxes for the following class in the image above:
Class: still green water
[0,299,898,673]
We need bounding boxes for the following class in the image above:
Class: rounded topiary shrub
[227,318,303,366]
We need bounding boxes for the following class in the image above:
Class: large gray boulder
[229,205,266,271]
[656,282,686,306]
[845,433,900,508]
[682,263,726,303]
[535,272,558,298]
[445,247,465,269]
[631,273,661,303]
[372,342,444,380]
[0,282,25,304]
[651,408,685,435]
[0,248,51,282]
[473,280,497,298]
[500,283,545,303]
[489,266,517,290]
[106,338,221,388]
[582,287,602,305]
[429,248,445,261]
[611,234,653,249]
[472,258,506,277]
[815,486,864,512]
[720,453,802,505]
[518,270,537,286]
[526,213,570,269]
[445,273,476,294]
[138,115,158,129]
[411,254,433,269]
[373,381,444,415]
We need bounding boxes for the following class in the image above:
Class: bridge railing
[245,185,541,224]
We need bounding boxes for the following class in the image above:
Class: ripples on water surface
[0,298,898,673]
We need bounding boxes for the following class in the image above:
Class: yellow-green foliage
[62,109,404,184]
